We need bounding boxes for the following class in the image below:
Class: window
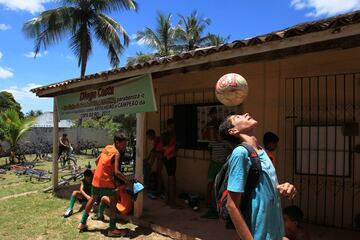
[174,104,242,150]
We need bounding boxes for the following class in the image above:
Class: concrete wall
[145,46,360,229]
[1,128,113,150]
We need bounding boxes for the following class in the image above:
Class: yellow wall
[145,46,360,227]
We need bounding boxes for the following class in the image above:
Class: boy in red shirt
[263,131,279,167]
[145,129,164,195]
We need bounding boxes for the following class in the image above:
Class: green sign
[57,74,157,120]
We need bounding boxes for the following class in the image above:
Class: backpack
[214,143,262,229]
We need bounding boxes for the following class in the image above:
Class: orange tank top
[92,145,118,188]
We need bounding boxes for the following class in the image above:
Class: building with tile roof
[31,10,360,232]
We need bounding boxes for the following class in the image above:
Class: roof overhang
[32,12,360,98]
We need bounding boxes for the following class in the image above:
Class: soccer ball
[215,73,248,106]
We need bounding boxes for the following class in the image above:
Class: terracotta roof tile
[31,10,360,94]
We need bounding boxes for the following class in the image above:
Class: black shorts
[163,157,176,176]
[78,196,87,203]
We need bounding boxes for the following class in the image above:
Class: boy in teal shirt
[219,113,297,240]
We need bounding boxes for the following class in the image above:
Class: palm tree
[126,51,155,67]
[136,13,178,57]
[0,109,35,163]
[26,110,43,117]
[23,0,138,78]
[176,11,213,51]
[206,33,231,46]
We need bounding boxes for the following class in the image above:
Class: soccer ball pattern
[215,73,248,106]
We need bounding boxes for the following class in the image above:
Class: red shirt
[265,150,276,167]
[163,134,176,160]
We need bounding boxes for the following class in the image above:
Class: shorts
[163,157,176,176]
[78,190,91,202]
[208,161,223,182]
[78,196,87,203]
[91,186,116,196]
[143,162,151,186]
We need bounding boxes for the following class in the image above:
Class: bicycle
[58,149,78,172]
[26,169,51,182]
[43,169,84,193]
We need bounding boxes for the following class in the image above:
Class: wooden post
[52,97,59,191]
[134,112,146,218]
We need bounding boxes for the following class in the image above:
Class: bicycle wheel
[43,180,69,193]
[61,170,83,181]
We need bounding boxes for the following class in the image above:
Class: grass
[0,154,168,240]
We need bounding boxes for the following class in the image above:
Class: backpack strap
[238,143,262,212]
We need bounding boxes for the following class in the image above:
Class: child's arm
[95,155,100,166]
[227,191,253,240]
[114,152,131,184]
[79,182,90,200]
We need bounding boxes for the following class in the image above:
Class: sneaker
[78,223,88,232]
[107,228,125,237]
[91,214,104,221]
[63,208,73,218]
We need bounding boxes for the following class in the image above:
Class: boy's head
[219,113,257,144]
[283,205,304,234]
[62,133,67,138]
[146,129,156,140]
[263,132,279,151]
[113,132,128,151]
[84,169,93,183]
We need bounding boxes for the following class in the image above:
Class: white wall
[1,128,113,151]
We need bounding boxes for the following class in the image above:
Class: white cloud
[290,0,360,17]
[3,83,41,100]
[0,51,3,60]
[130,33,147,46]
[0,0,53,15]
[0,66,14,79]
[24,51,42,58]
[1,83,53,113]
[0,23,10,31]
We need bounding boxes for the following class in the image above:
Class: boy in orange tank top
[78,132,131,237]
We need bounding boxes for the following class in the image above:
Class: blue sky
[0,0,359,114]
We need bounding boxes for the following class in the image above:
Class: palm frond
[91,0,138,12]
[94,13,130,67]
[0,110,34,149]
[23,7,75,56]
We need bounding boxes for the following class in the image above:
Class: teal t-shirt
[227,146,284,240]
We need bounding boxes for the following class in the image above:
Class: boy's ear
[228,127,238,136]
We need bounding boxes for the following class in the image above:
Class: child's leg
[64,191,83,217]
[98,196,110,218]
[69,191,82,209]
[205,181,213,208]
[156,159,164,194]
[79,194,97,227]
[108,195,118,230]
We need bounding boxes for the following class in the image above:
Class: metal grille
[284,72,360,229]
[159,88,217,161]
